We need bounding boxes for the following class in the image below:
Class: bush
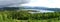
[7,11,60,20]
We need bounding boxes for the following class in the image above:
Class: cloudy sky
[22,0,60,8]
[0,0,29,7]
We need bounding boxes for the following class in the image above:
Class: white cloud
[22,0,60,8]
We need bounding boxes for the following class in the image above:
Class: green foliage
[0,10,60,22]
[6,11,60,20]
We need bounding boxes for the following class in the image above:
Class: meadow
[0,10,60,22]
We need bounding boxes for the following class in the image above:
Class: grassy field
[0,11,60,22]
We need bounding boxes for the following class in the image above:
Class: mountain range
[23,6,60,12]
[0,6,60,12]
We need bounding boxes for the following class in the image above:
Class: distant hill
[23,6,60,12]
[0,6,60,12]
[0,7,20,11]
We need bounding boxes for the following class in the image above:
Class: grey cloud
[0,0,30,7]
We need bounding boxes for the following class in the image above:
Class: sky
[21,0,60,8]
[0,0,29,7]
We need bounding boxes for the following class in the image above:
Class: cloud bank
[0,0,30,7]
[22,0,60,8]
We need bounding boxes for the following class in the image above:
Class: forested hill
[0,7,60,12]
[23,6,60,12]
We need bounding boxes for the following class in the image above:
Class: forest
[0,7,60,22]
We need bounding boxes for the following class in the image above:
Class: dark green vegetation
[8,11,60,20]
[0,7,60,22]
[0,10,60,22]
